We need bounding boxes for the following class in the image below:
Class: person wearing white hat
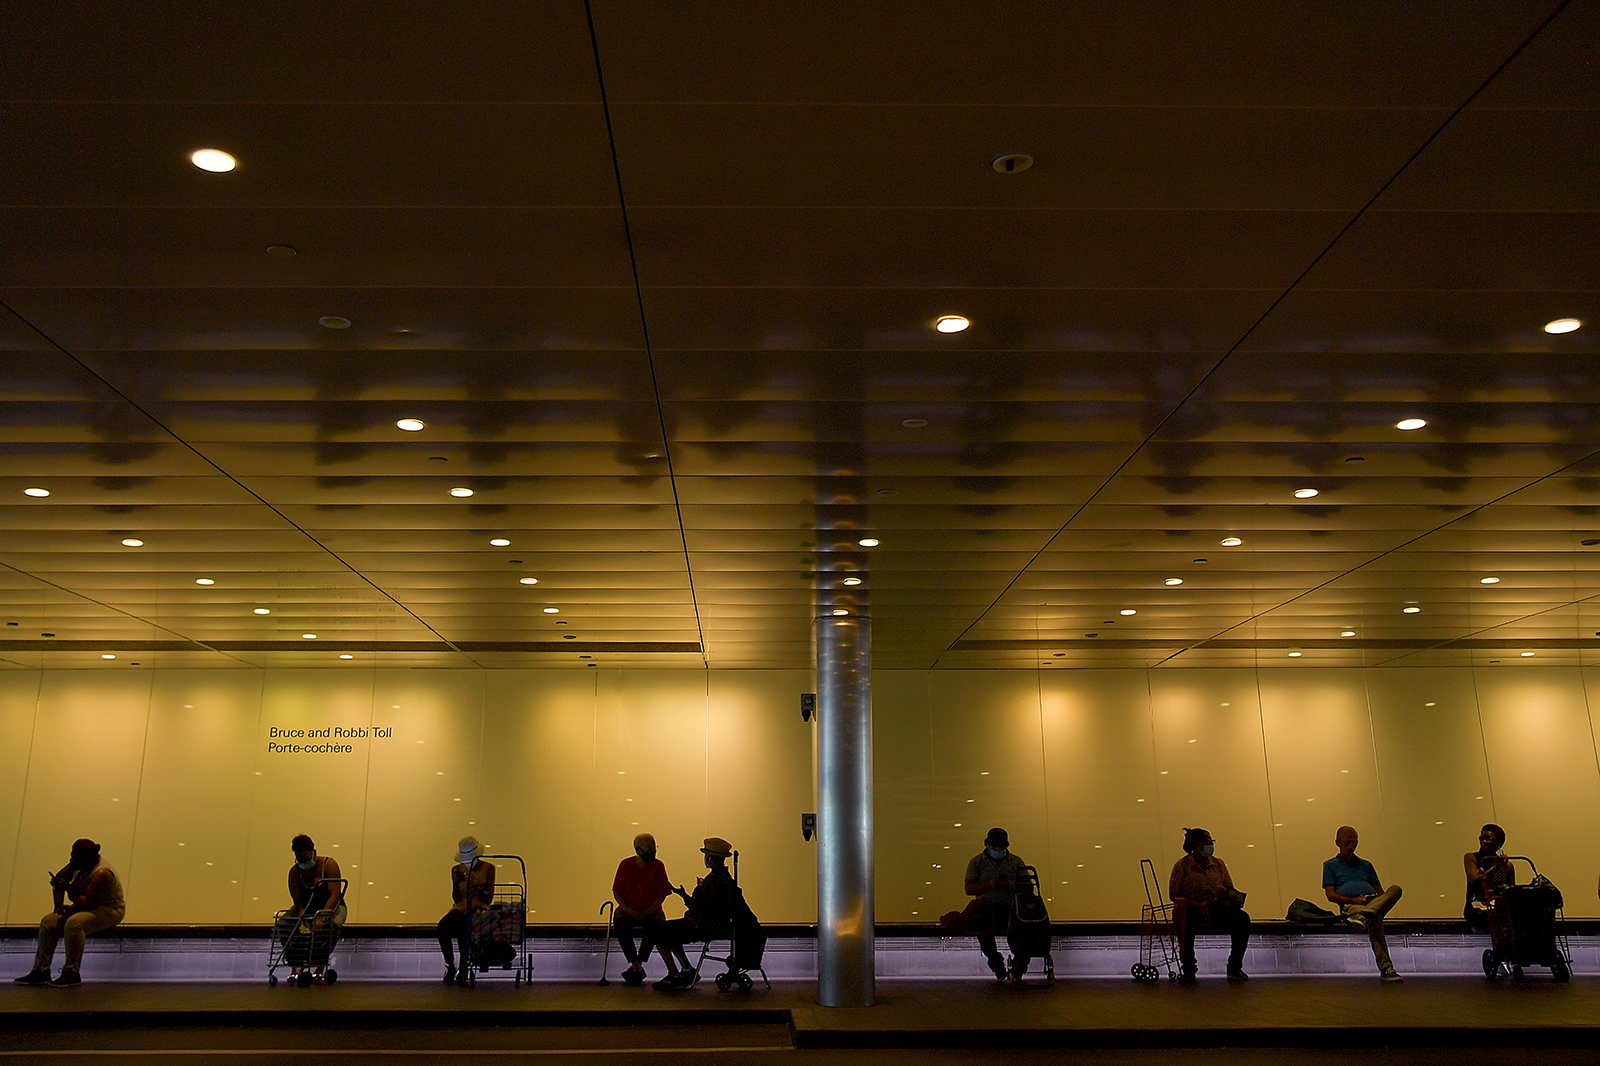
[437,836,495,984]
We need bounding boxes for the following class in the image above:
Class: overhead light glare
[23,488,50,497]
[1543,318,1582,334]
[1480,576,1500,584]
[858,538,879,547]
[832,609,849,616]
[1520,651,1536,657]
[489,538,511,547]
[543,607,560,614]
[934,315,970,333]
[301,633,318,639]
[396,418,425,432]
[1119,609,1137,616]
[519,577,539,585]
[1341,631,1357,637]
[449,487,474,497]
[1402,606,1421,614]
[842,577,862,586]
[190,148,236,172]
[253,608,271,615]
[1164,578,1183,586]
[1288,652,1302,658]
[121,538,143,547]
[101,654,116,660]
[339,654,354,659]
[1220,537,1242,546]
[195,578,215,585]
[1395,418,1427,431]
[1293,488,1319,499]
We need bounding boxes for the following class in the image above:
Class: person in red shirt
[612,833,671,986]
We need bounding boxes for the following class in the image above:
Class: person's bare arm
[320,858,343,910]
[50,865,71,913]
[289,868,308,910]
[75,868,114,910]
[1464,851,1483,890]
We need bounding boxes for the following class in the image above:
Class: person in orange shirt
[1168,827,1250,983]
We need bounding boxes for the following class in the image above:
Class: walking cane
[597,901,614,986]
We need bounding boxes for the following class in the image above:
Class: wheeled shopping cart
[1005,865,1055,984]
[1132,858,1178,983]
[1482,856,1571,982]
[268,878,348,987]
[467,854,533,985]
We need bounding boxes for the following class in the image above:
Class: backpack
[1286,898,1340,924]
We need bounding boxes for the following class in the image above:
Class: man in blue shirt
[1323,825,1403,982]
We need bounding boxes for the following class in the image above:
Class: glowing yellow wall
[3,664,1598,926]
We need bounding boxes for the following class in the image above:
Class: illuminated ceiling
[1,1,1597,670]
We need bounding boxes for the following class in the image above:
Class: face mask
[462,857,475,868]
[296,859,316,871]
[988,849,1007,861]
[1199,844,1215,858]
[637,850,656,863]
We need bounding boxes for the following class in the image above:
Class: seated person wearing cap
[438,836,495,984]
[14,838,126,987]
[652,837,748,991]
[962,828,1027,981]
[612,833,671,986]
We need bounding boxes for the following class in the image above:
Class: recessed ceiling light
[1345,456,1366,463]
[519,577,539,585]
[121,538,143,547]
[253,608,271,615]
[1520,651,1536,657]
[1220,537,1242,546]
[1480,576,1500,584]
[858,538,879,547]
[449,487,474,497]
[832,609,849,616]
[1395,418,1427,431]
[265,244,297,258]
[339,654,354,659]
[1164,578,1183,586]
[1119,609,1137,616]
[318,315,352,329]
[1543,318,1582,334]
[1192,557,1208,563]
[301,633,318,639]
[543,607,560,614]
[195,578,215,585]
[934,315,970,333]
[1402,606,1421,614]
[396,418,425,432]
[1288,651,1302,658]
[490,538,511,547]
[190,148,236,172]
[1341,631,1356,637]
[901,418,928,428]
[1293,488,1319,499]
[23,487,50,497]
[842,577,862,586]
[101,654,116,660]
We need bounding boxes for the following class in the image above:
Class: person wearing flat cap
[437,836,495,984]
[14,839,125,987]
[651,837,746,990]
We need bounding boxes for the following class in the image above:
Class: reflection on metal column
[816,611,873,1006]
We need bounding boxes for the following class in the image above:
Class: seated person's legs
[1172,898,1200,975]
[651,917,699,988]
[32,911,65,972]
[1224,908,1250,976]
[437,909,471,978]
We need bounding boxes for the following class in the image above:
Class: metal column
[816,612,873,1006]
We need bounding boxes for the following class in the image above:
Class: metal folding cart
[1482,856,1571,982]
[268,878,348,987]
[467,854,533,985]
[1132,858,1178,983]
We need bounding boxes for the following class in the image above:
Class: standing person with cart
[438,836,495,985]
[1169,827,1250,983]
[285,834,345,984]
[1322,825,1403,982]
[13,838,125,987]
[956,828,1028,981]
[1464,823,1513,932]
[612,832,671,987]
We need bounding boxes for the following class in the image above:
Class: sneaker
[1226,965,1250,982]
[443,965,456,984]
[13,969,49,985]
[1177,967,1198,985]
[987,955,1008,981]
[652,971,685,990]
[1347,911,1367,932]
[678,966,699,988]
[49,970,81,987]
[622,967,645,986]
[1380,968,1404,983]
[453,967,468,985]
